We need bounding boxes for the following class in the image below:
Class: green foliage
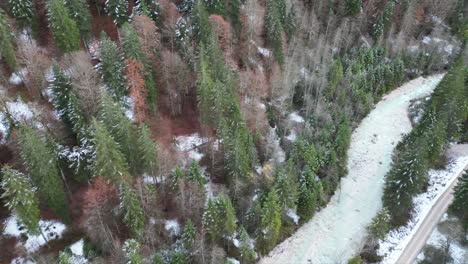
[8,0,35,29]
[48,0,81,53]
[345,0,362,16]
[0,10,17,70]
[192,0,212,45]
[19,126,69,221]
[91,119,129,182]
[138,124,158,175]
[171,165,184,191]
[169,250,189,264]
[327,59,344,99]
[202,195,238,241]
[450,171,468,226]
[135,0,161,25]
[1,166,40,235]
[182,219,196,249]
[120,183,145,237]
[123,239,142,264]
[239,226,256,263]
[121,23,144,62]
[348,256,362,264]
[264,0,286,64]
[59,250,73,264]
[65,0,92,40]
[187,160,207,186]
[105,0,129,27]
[274,166,298,209]
[260,190,282,253]
[152,254,165,264]
[205,0,225,16]
[296,166,321,221]
[203,198,221,241]
[98,34,127,101]
[226,0,241,34]
[223,195,237,236]
[368,208,390,240]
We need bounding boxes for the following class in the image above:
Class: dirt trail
[259,74,445,264]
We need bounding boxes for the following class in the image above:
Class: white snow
[0,97,44,141]
[288,112,304,123]
[226,258,240,264]
[143,174,165,185]
[285,129,297,142]
[260,74,445,264]
[266,127,285,163]
[286,209,300,224]
[70,239,84,256]
[10,257,35,264]
[164,219,180,236]
[378,155,468,264]
[3,216,67,253]
[174,133,208,162]
[9,68,27,85]
[257,47,271,57]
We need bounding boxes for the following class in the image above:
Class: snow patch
[285,129,297,142]
[174,133,208,162]
[3,216,66,253]
[9,68,27,85]
[257,47,271,57]
[226,258,240,264]
[164,219,180,236]
[288,112,304,123]
[286,209,300,224]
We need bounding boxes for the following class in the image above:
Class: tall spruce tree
[182,219,196,249]
[120,182,145,237]
[222,195,237,237]
[138,124,158,175]
[123,239,142,264]
[8,0,35,28]
[105,0,129,27]
[19,126,69,220]
[296,166,317,221]
[121,23,144,62]
[135,0,160,25]
[1,166,40,235]
[239,226,256,263]
[65,0,92,40]
[260,190,282,253]
[58,251,73,264]
[0,10,17,70]
[449,171,468,225]
[98,34,127,101]
[345,0,362,16]
[203,198,222,241]
[91,119,129,182]
[48,0,81,53]
[264,0,285,64]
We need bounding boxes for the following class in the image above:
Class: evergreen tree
[98,34,127,101]
[274,166,298,209]
[48,0,81,53]
[171,165,184,191]
[8,0,35,28]
[345,0,362,16]
[121,23,144,62]
[65,0,92,40]
[264,0,285,64]
[169,251,189,264]
[182,219,196,249]
[296,166,317,221]
[123,239,142,264]
[327,59,344,99]
[192,0,212,45]
[153,254,165,264]
[203,198,221,241]
[239,226,256,263]
[187,160,207,187]
[91,119,129,182]
[449,171,468,225]
[260,190,282,253]
[19,126,69,220]
[226,0,241,34]
[368,207,390,240]
[120,182,145,237]
[138,124,158,175]
[222,195,237,237]
[197,44,216,126]
[205,0,225,16]
[58,250,73,264]
[135,0,160,25]
[0,10,17,70]
[1,166,40,235]
[105,0,129,27]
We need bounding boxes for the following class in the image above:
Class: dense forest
[0,0,467,263]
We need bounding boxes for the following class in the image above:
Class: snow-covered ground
[378,146,468,264]
[3,216,66,253]
[260,74,445,264]
[174,133,209,163]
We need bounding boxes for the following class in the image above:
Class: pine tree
[48,0,81,53]
[226,0,241,33]
[197,44,216,126]
[135,0,160,25]
[153,254,165,264]
[58,250,73,264]
[0,10,17,70]
[98,34,127,101]
[19,126,69,220]
[8,0,35,28]
[138,124,158,175]
[327,59,344,99]
[260,190,282,253]
[203,198,221,241]
[187,160,207,187]
[449,171,468,224]
[182,219,196,249]
[121,23,144,62]
[239,226,256,263]
[264,0,285,64]
[296,166,317,221]
[123,239,142,264]
[368,207,390,240]
[105,0,129,27]
[169,251,189,264]
[171,165,184,191]
[274,166,298,209]
[345,0,362,16]
[65,0,92,40]
[91,119,129,182]
[192,0,212,45]
[222,195,237,237]
[1,166,40,235]
[120,182,145,237]
[205,0,225,16]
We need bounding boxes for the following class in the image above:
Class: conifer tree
[192,0,212,45]
[91,119,129,182]
[121,23,144,62]
[222,195,237,237]
[0,10,17,70]
[169,251,189,264]
[19,126,69,220]
[187,160,207,187]
[123,239,142,264]
[345,0,362,16]
[296,166,317,221]
[105,0,129,27]
[171,165,184,191]
[449,171,468,224]
[8,0,35,28]
[264,0,286,64]
[58,250,73,264]
[138,124,157,175]
[135,0,160,25]
[182,219,196,249]
[1,166,40,235]
[65,0,92,40]
[327,59,344,99]
[239,226,256,263]
[48,0,81,53]
[98,34,127,101]
[203,198,221,241]
[274,167,298,209]
[205,0,225,16]
[226,0,241,33]
[260,190,282,252]
[368,208,390,240]
[120,183,145,237]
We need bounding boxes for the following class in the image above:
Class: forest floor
[259,74,445,264]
